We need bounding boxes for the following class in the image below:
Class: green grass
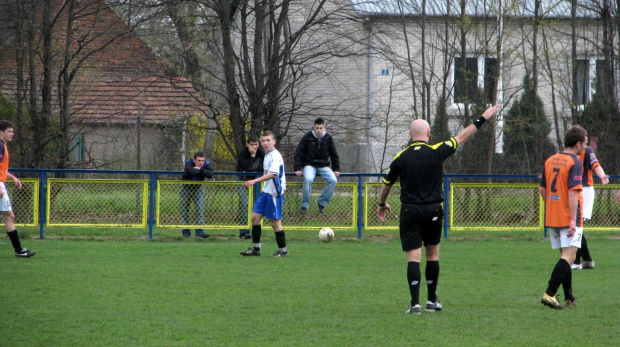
[1,231,619,346]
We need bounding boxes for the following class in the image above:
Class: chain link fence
[5,179,39,226]
[5,170,620,236]
[449,183,543,231]
[47,179,148,227]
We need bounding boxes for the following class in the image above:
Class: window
[453,56,498,105]
[576,58,606,106]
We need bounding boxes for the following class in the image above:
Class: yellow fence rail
[6,170,620,237]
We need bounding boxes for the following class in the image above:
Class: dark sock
[407,261,421,307]
[7,230,22,253]
[562,267,574,301]
[251,225,262,245]
[574,247,582,264]
[425,260,440,302]
[275,230,286,249]
[581,234,592,261]
[546,258,571,296]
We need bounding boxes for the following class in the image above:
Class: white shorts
[548,227,583,249]
[582,186,594,220]
[0,182,12,212]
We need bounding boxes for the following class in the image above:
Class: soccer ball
[318,227,334,243]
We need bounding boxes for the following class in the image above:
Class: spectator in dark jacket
[180,151,214,238]
[294,118,340,214]
[236,135,264,239]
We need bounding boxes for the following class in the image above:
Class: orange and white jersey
[578,146,601,187]
[540,152,583,228]
[0,141,8,183]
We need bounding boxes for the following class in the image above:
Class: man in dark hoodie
[180,151,214,238]
[236,135,265,239]
[294,118,340,214]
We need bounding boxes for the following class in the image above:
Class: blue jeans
[237,184,249,225]
[180,184,205,235]
[302,166,337,208]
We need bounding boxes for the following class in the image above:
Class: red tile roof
[0,0,208,125]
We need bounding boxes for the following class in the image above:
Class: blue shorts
[253,192,284,220]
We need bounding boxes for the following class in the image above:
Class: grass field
[1,229,619,346]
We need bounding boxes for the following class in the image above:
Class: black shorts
[399,203,443,252]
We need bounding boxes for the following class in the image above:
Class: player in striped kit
[572,137,609,269]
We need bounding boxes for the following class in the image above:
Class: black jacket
[182,158,214,181]
[294,130,340,171]
[236,146,265,180]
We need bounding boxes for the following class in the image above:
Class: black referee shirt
[382,138,457,204]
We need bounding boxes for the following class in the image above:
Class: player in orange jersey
[539,125,587,309]
[572,136,609,269]
[0,120,36,257]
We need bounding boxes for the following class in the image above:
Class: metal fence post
[39,170,46,239]
[443,174,450,238]
[357,174,364,239]
[148,172,156,239]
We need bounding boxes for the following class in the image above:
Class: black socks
[546,258,571,296]
[407,261,421,306]
[7,230,22,253]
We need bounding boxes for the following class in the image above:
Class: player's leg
[401,204,423,314]
[1,184,35,258]
[316,167,337,209]
[577,186,595,268]
[542,227,580,309]
[419,204,442,311]
[240,193,268,256]
[301,166,316,211]
[265,195,287,257]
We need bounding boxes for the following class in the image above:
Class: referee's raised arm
[454,104,501,146]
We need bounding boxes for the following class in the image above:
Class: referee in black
[377,104,500,314]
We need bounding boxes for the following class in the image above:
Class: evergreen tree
[502,76,556,174]
[577,89,620,174]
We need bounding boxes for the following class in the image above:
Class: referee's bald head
[410,119,430,141]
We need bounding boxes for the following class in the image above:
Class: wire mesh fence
[449,184,543,231]
[5,170,620,236]
[6,179,39,226]
[46,179,148,227]
[157,181,253,229]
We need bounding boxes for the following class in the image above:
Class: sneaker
[317,202,326,215]
[240,248,261,256]
[15,248,36,258]
[565,299,578,308]
[425,299,443,312]
[541,293,564,310]
[271,250,289,257]
[300,207,307,215]
[405,304,422,314]
[582,260,595,269]
[196,234,210,239]
[571,263,583,270]
[182,229,191,238]
[239,233,252,240]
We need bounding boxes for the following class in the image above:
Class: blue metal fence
[11,169,619,239]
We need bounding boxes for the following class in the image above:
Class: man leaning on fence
[539,125,586,310]
[0,120,36,257]
[376,104,500,315]
[180,151,214,238]
[236,135,264,239]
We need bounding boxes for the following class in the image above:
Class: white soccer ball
[318,227,334,243]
